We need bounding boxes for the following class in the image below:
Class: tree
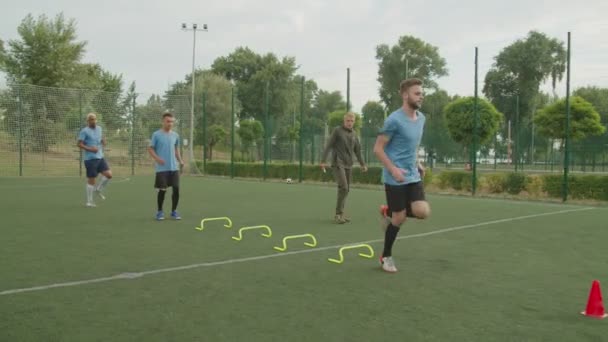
[571,87,608,169]
[167,70,235,151]
[0,13,124,152]
[135,94,165,138]
[71,63,123,92]
[483,31,566,124]
[420,90,461,161]
[444,97,503,149]
[212,47,297,123]
[207,124,228,160]
[305,90,345,137]
[0,13,86,87]
[237,119,264,161]
[534,96,605,143]
[361,101,385,134]
[376,36,448,110]
[327,111,362,132]
[573,87,608,122]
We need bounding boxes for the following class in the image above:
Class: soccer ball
[285,178,293,184]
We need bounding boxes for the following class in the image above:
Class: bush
[483,173,506,193]
[569,175,608,200]
[525,175,544,197]
[437,171,474,191]
[198,161,608,201]
[542,175,562,198]
[504,172,527,195]
[197,161,382,185]
[541,174,608,200]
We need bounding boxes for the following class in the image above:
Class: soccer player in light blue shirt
[77,113,113,207]
[147,112,184,221]
[373,79,431,273]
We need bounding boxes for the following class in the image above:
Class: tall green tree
[0,13,86,87]
[483,31,566,124]
[237,119,264,161]
[212,47,297,123]
[534,96,605,145]
[376,36,448,110]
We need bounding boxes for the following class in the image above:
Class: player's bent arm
[78,140,96,152]
[147,146,163,163]
[175,147,184,164]
[373,135,397,172]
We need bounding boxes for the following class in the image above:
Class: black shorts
[155,171,180,189]
[84,158,109,178]
[385,181,426,218]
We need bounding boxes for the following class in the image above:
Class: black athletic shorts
[385,181,425,218]
[155,171,180,189]
[84,158,109,178]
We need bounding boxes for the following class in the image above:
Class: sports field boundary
[0,206,595,296]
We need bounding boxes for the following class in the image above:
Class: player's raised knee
[412,201,431,219]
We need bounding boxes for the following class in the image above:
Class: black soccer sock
[171,187,180,211]
[157,190,166,211]
[382,223,401,257]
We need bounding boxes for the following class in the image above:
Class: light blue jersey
[78,126,104,160]
[380,108,426,185]
[150,129,180,172]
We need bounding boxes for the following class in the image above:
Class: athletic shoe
[379,205,390,232]
[95,189,106,200]
[341,215,351,223]
[380,256,398,273]
[334,215,347,224]
[156,211,165,221]
[86,202,96,208]
[171,211,182,220]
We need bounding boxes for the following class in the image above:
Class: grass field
[1,176,607,341]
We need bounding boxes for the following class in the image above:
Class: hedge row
[437,170,608,201]
[197,162,607,201]
[198,161,433,185]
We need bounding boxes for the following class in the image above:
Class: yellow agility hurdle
[328,244,374,264]
[195,217,233,231]
[232,225,273,241]
[273,234,317,252]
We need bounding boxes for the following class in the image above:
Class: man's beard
[408,100,421,110]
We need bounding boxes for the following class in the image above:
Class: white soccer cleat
[381,256,398,273]
[86,202,97,208]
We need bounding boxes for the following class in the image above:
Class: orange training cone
[581,280,608,319]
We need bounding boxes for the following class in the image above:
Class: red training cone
[581,280,608,319]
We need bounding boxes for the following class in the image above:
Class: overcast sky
[2,0,607,111]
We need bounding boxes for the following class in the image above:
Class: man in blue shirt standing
[78,113,113,207]
[373,79,431,273]
[148,112,184,221]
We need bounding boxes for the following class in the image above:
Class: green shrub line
[196,161,608,201]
